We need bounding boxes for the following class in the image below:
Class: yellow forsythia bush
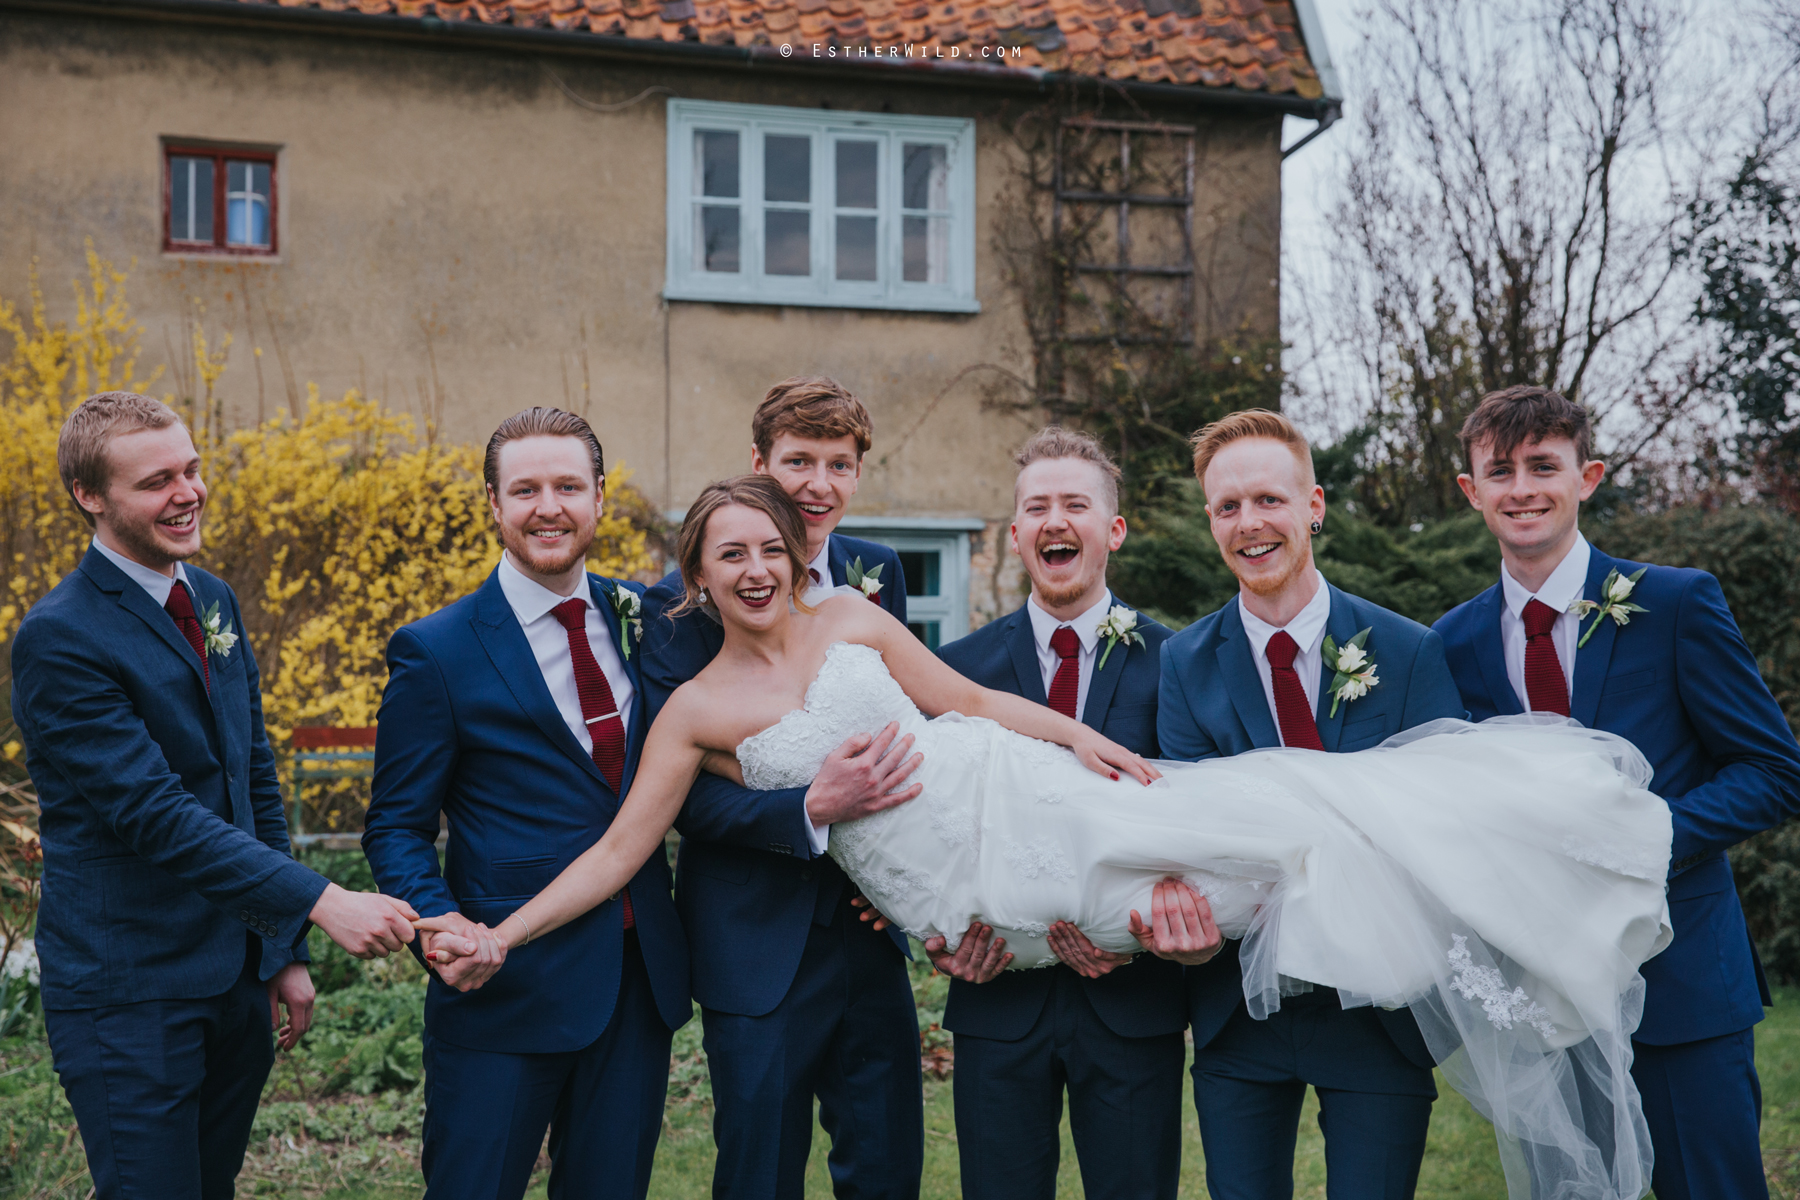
[0,251,665,815]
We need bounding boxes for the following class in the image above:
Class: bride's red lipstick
[737,585,777,609]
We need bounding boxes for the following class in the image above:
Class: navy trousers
[420,932,673,1200]
[953,967,1185,1200]
[45,943,275,1200]
[1192,992,1436,1200]
[702,892,923,1200]
[1632,1027,1769,1200]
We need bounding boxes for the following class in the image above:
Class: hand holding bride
[1129,879,1222,965]
[924,920,1012,982]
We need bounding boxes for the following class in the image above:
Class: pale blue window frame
[838,517,979,647]
[665,99,980,313]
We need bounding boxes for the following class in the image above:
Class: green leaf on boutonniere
[1320,626,1378,719]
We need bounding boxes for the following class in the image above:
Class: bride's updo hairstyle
[669,474,816,618]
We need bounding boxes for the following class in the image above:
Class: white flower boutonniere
[199,600,239,659]
[1568,567,1649,649]
[1320,627,1379,719]
[847,556,884,603]
[610,587,644,660]
[1095,605,1145,670]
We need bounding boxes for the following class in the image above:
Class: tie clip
[585,711,620,725]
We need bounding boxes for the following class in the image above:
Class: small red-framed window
[163,144,278,256]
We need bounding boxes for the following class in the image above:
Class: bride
[428,474,1673,1200]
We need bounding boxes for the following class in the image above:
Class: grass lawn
[3,963,1798,1197]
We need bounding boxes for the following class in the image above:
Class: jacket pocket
[490,855,559,895]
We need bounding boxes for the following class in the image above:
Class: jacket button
[239,910,250,922]
[799,868,814,883]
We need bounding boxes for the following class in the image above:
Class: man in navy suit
[364,408,692,1200]
[933,427,1196,1200]
[638,376,926,1199]
[1156,410,1466,1200]
[12,392,421,1200]
[1434,386,1800,1200]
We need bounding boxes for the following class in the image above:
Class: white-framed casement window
[665,99,979,313]
[839,518,981,649]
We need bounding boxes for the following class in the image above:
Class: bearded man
[364,407,691,1200]
[1154,409,1466,1200]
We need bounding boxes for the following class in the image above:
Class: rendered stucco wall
[0,9,1282,625]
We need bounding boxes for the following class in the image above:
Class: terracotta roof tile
[206,0,1324,93]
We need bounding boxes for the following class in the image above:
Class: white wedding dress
[737,640,1674,1200]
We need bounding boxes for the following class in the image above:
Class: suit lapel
[1314,584,1359,753]
[826,535,850,588]
[591,574,647,793]
[1216,602,1280,749]
[1471,585,1523,716]
[84,551,218,715]
[470,572,608,789]
[1003,609,1050,706]
[1571,548,1621,728]
[1081,598,1128,733]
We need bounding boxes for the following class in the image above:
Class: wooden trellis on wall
[1052,117,1198,353]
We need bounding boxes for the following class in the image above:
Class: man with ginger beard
[1155,410,1465,1200]
[933,427,1206,1200]
[364,407,690,1200]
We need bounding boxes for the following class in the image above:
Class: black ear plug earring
[1310,521,1323,535]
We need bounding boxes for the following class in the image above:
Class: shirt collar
[1237,570,1331,657]
[92,536,189,606]
[1500,533,1591,619]
[497,553,590,627]
[806,542,831,588]
[1027,589,1113,655]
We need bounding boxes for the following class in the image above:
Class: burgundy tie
[551,599,633,927]
[809,568,823,587]
[1047,626,1081,719]
[1522,598,1571,717]
[1265,630,1323,751]
[164,583,210,694]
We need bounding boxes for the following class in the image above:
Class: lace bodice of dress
[735,642,922,789]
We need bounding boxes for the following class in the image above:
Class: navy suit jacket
[936,600,1187,1041]
[1158,582,1466,1071]
[640,532,907,1017]
[1434,546,1800,1045]
[364,568,691,1054]
[12,546,326,1011]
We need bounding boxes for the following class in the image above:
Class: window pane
[903,215,949,284]
[225,159,272,248]
[171,156,213,243]
[835,216,877,281]
[903,143,949,211]
[697,206,740,272]
[908,621,941,650]
[696,131,740,198]
[764,135,811,203]
[227,197,270,247]
[764,209,810,276]
[898,550,941,596]
[835,140,878,209]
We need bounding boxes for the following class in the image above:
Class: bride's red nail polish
[1110,771,1120,781]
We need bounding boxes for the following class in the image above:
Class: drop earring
[1310,520,1323,535]
[698,588,709,605]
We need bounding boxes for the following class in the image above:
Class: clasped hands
[864,877,1224,985]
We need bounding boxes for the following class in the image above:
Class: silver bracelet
[505,912,532,946]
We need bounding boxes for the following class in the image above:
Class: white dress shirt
[1237,571,1331,745]
[93,536,190,606]
[1499,534,1589,711]
[496,555,633,752]
[1026,590,1115,722]
[805,543,831,593]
